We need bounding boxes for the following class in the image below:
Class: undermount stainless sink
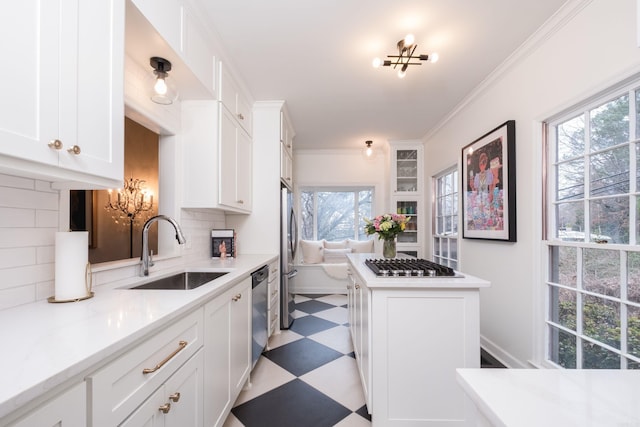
[130,271,228,290]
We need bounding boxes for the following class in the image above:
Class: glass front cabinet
[389,141,424,257]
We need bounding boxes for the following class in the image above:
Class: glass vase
[382,238,396,258]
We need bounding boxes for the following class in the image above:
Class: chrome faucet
[140,215,187,276]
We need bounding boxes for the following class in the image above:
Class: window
[433,167,458,269]
[300,187,373,241]
[546,81,640,369]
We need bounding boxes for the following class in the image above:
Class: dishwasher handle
[251,265,269,287]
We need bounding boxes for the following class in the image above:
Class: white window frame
[544,77,640,369]
[432,166,459,269]
[299,186,374,241]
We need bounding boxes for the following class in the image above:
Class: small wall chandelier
[105,177,154,226]
[150,57,178,105]
[372,34,439,79]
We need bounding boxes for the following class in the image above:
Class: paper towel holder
[48,263,94,303]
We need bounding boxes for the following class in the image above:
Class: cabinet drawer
[88,309,204,426]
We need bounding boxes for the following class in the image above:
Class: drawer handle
[48,139,63,150]
[237,199,244,204]
[237,113,244,120]
[232,294,242,302]
[67,145,81,155]
[169,392,181,402]
[159,403,171,414]
[355,284,360,290]
[142,340,188,374]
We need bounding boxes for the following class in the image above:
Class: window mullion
[620,250,628,368]
[576,247,584,369]
[583,111,591,241]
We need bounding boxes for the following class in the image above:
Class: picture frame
[461,120,517,241]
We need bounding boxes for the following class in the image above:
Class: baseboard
[480,335,529,369]
[291,285,347,295]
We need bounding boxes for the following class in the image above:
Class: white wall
[423,0,640,367]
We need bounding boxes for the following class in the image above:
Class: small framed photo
[461,120,517,242]
[211,229,235,258]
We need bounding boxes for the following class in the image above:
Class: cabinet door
[219,108,238,208]
[219,108,252,212]
[203,289,232,426]
[164,350,204,427]
[59,0,124,181]
[229,278,251,395]
[235,127,252,211]
[8,382,86,427]
[119,386,166,427]
[0,0,60,165]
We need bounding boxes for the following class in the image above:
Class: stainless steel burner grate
[365,258,457,277]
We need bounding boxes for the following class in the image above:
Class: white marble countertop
[346,253,491,289]
[457,368,640,427]
[0,254,277,420]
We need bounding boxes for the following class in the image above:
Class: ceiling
[130,1,568,150]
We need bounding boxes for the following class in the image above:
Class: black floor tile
[263,338,344,376]
[295,299,336,314]
[232,379,351,427]
[289,314,339,336]
[355,405,372,421]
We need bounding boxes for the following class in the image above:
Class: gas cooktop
[364,258,459,278]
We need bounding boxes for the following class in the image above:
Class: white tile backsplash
[0,173,227,311]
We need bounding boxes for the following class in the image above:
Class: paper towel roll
[54,231,90,301]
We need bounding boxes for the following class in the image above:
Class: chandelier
[372,34,439,78]
[105,177,154,226]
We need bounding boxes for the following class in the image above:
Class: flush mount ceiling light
[372,34,439,79]
[362,140,377,160]
[150,57,178,105]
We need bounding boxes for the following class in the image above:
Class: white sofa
[292,239,374,294]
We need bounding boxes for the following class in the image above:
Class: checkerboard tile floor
[223,294,372,427]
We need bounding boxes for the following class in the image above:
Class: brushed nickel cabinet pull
[48,139,63,150]
[232,294,242,302]
[237,200,244,204]
[158,403,171,414]
[67,145,81,155]
[142,340,188,374]
[169,392,181,402]
[237,113,244,120]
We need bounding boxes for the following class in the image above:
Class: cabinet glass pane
[396,200,417,243]
[396,149,418,192]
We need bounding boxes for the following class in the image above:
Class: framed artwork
[461,120,517,241]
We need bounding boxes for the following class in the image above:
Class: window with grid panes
[433,167,458,269]
[546,80,640,369]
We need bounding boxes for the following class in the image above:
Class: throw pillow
[323,248,352,264]
[324,239,348,249]
[300,240,324,264]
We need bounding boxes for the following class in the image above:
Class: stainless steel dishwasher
[251,265,269,368]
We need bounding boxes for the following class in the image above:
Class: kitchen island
[346,253,490,427]
[456,368,640,427]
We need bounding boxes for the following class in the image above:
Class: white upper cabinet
[219,62,252,135]
[132,0,216,96]
[0,0,125,188]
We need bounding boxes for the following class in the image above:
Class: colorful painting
[462,120,517,241]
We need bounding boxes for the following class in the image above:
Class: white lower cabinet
[120,350,204,427]
[347,269,371,410]
[88,309,204,426]
[7,382,86,427]
[267,260,279,337]
[348,265,481,426]
[203,277,252,427]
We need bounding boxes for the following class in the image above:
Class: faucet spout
[140,215,187,276]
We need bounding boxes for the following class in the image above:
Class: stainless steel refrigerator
[280,186,298,329]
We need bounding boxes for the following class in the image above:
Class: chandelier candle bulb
[54,231,90,301]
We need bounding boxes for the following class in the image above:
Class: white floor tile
[292,309,309,319]
[334,413,372,427]
[222,412,244,427]
[308,325,353,355]
[294,294,312,303]
[316,294,348,307]
[233,357,296,406]
[299,356,366,412]
[313,305,348,324]
[266,329,304,350]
